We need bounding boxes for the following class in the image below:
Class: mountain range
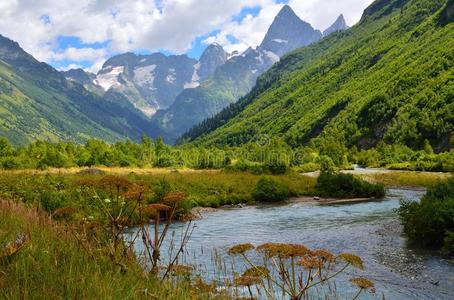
[1,0,451,152]
[0,34,157,145]
[182,0,453,152]
[61,5,348,143]
[147,5,347,143]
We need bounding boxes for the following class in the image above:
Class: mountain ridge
[0,34,156,145]
[149,5,338,143]
[181,0,453,152]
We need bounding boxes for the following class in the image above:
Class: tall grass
[363,171,451,188]
[0,171,316,218]
[0,201,213,299]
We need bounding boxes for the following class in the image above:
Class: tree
[0,137,13,157]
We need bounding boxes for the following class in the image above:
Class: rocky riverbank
[375,219,454,297]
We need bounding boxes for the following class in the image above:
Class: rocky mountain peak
[260,5,322,57]
[323,14,349,36]
[198,43,229,82]
[62,68,95,85]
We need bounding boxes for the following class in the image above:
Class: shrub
[265,159,288,174]
[398,177,454,254]
[316,172,385,199]
[252,177,290,202]
[225,159,267,174]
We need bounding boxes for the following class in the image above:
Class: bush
[252,177,290,202]
[399,177,454,254]
[316,172,385,199]
[266,160,288,174]
[225,159,267,174]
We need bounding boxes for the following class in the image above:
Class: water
[131,189,454,299]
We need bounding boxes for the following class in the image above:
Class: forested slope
[182,0,454,152]
[0,35,155,145]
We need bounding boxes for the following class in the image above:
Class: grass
[0,201,214,299]
[0,170,316,225]
[359,171,452,188]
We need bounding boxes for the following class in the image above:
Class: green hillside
[0,35,155,145]
[182,0,454,152]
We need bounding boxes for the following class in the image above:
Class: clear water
[131,189,454,299]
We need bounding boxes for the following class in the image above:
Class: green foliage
[186,0,453,154]
[0,46,157,145]
[252,177,290,202]
[0,202,202,299]
[398,177,454,254]
[316,172,385,199]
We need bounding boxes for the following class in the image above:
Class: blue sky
[0,0,374,73]
[50,4,266,70]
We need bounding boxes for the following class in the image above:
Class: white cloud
[52,47,108,62]
[0,0,375,72]
[288,0,374,31]
[203,0,283,54]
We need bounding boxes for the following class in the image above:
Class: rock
[430,280,439,286]
[323,14,349,36]
[78,168,105,175]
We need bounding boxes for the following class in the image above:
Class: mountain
[181,0,453,152]
[149,5,328,143]
[92,53,197,116]
[61,68,103,94]
[63,44,229,117]
[323,14,349,36]
[260,5,322,57]
[197,43,229,82]
[0,34,155,145]
[148,47,280,142]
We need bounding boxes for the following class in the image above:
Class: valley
[0,0,453,299]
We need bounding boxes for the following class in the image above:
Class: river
[131,188,454,299]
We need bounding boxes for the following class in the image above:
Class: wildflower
[337,253,364,270]
[99,175,131,190]
[350,277,374,289]
[256,243,290,258]
[123,183,150,201]
[312,249,335,262]
[242,266,269,278]
[228,243,255,255]
[143,203,171,218]
[234,275,261,287]
[287,244,311,257]
[299,255,322,270]
[256,243,309,258]
[163,192,187,204]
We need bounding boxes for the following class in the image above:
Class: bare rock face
[260,5,322,57]
[323,14,349,36]
[198,43,229,82]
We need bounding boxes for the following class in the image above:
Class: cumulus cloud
[288,0,374,30]
[0,0,374,72]
[52,47,108,62]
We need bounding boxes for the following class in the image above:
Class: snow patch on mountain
[94,66,124,91]
[134,65,156,86]
[184,62,200,89]
[166,68,176,83]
